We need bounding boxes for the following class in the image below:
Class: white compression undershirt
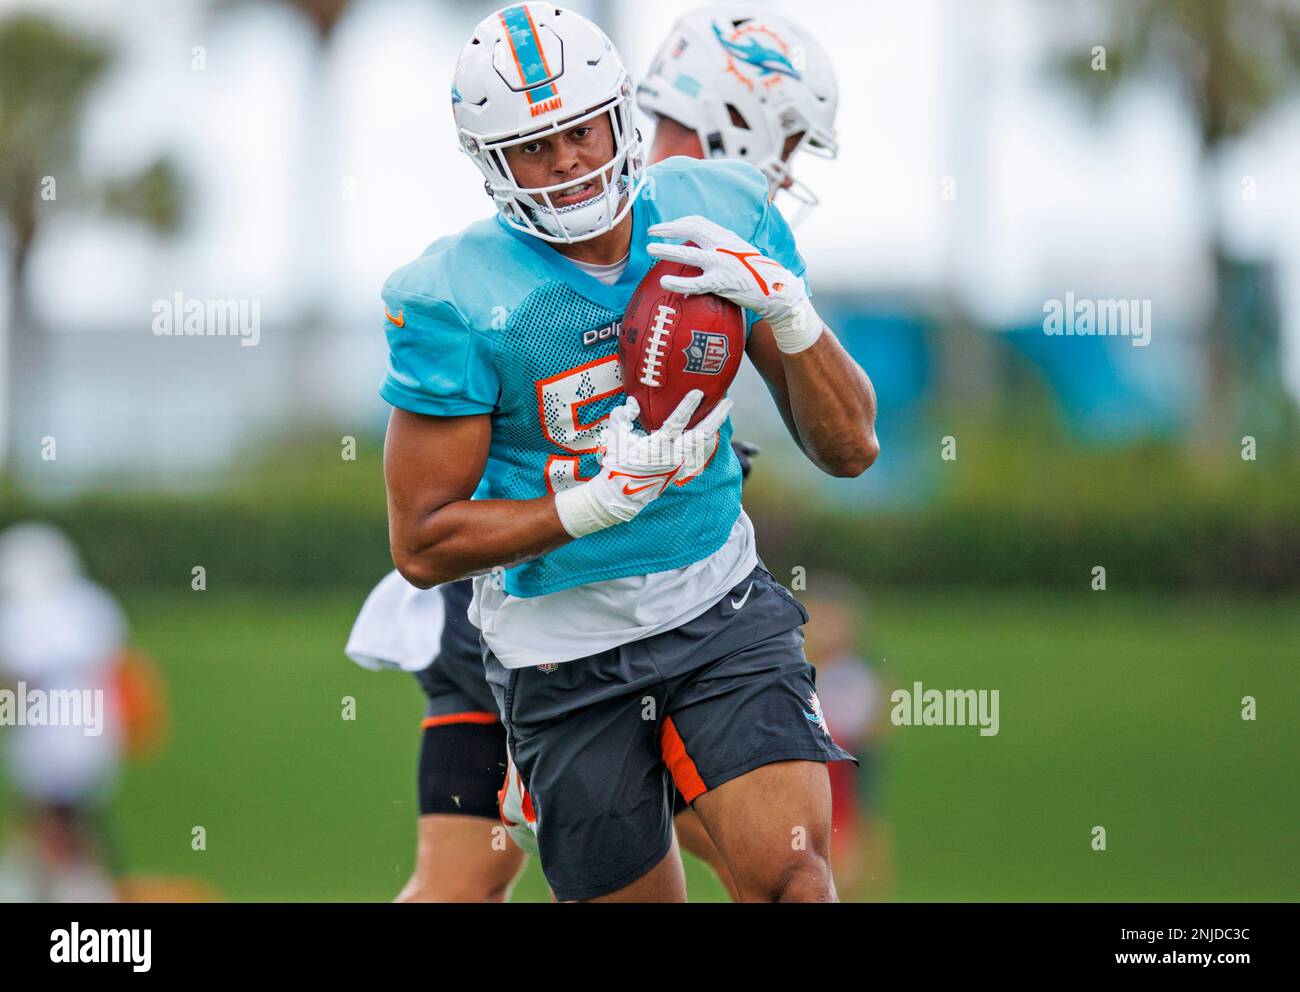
[468,509,757,669]
[566,252,629,286]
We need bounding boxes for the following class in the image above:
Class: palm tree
[0,13,183,475]
[1051,0,1300,453]
[212,0,353,428]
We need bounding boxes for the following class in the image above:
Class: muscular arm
[745,319,879,477]
[383,408,573,588]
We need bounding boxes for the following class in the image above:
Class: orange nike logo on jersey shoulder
[385,307,405,328]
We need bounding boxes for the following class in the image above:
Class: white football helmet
[452,4,646,244]
[638,5,838,223]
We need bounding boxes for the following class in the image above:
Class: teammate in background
[382,4,876,902]
[0,525,130,902]
[802,580,892,900]
[635,5,840,883]
[345,572,527,901]
[638,6,838,228]
[349,3,842,903]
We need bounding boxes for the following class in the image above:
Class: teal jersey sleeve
[732,162,810,336]
[744,192,811,333]
[379,287,499,417]
[749,190,808,291]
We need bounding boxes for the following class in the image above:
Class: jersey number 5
[535,354,623,493]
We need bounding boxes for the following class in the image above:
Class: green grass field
[93,587,1297,902]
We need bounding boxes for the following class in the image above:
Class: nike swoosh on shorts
[730,581,754,610]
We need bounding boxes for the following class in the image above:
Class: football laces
[640,303,675,388]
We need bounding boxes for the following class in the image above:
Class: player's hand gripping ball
[552,390,732,538]
[620,242,745,431]
[646,215,823,356]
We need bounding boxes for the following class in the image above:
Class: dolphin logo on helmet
[711,21,801,80]
[637,5,838,226]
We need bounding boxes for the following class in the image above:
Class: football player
[352,4,844,903]
[381,4,876,903]
[638,5,838,227]
[802,580,891,900]
[345,571,525,901]
[0,524,129,902]
[633,5,840,887]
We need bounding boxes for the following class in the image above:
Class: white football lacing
[640,303,675,388]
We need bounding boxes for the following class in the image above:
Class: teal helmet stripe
[500,4,559,104]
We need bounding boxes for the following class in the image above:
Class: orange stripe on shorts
[659,715,707,803]
[420,711,498,730]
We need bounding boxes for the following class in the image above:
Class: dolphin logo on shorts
[805,691,829,735]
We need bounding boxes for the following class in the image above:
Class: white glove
[647,214,823,355]
[554,389,733,538]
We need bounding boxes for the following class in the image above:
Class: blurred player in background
[0,523,164,902]
[349,2,842,903]
[802,578,893,900]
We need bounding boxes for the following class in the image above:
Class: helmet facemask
[461,78,646,245]
[757,112,838,227]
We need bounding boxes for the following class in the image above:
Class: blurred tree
[214,0,354,427]
[272,0,351,40]
[0,13,183,476]
[1051,0,1300,456]
[213,0,351,42]
[271,0,353,429]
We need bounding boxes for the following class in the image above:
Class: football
[620,250,745,431]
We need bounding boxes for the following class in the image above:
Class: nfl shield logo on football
[683,330,730,375]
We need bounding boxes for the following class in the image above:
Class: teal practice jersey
[380,157,807,597]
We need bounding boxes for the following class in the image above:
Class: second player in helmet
[635,5,843,897]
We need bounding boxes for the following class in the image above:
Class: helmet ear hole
[726,104,751,130]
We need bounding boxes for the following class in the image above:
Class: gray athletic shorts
[483,562,855,902]
[413,579,507,818]
[415,579,499,721]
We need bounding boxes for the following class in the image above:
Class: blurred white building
[1,0,1297,487]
